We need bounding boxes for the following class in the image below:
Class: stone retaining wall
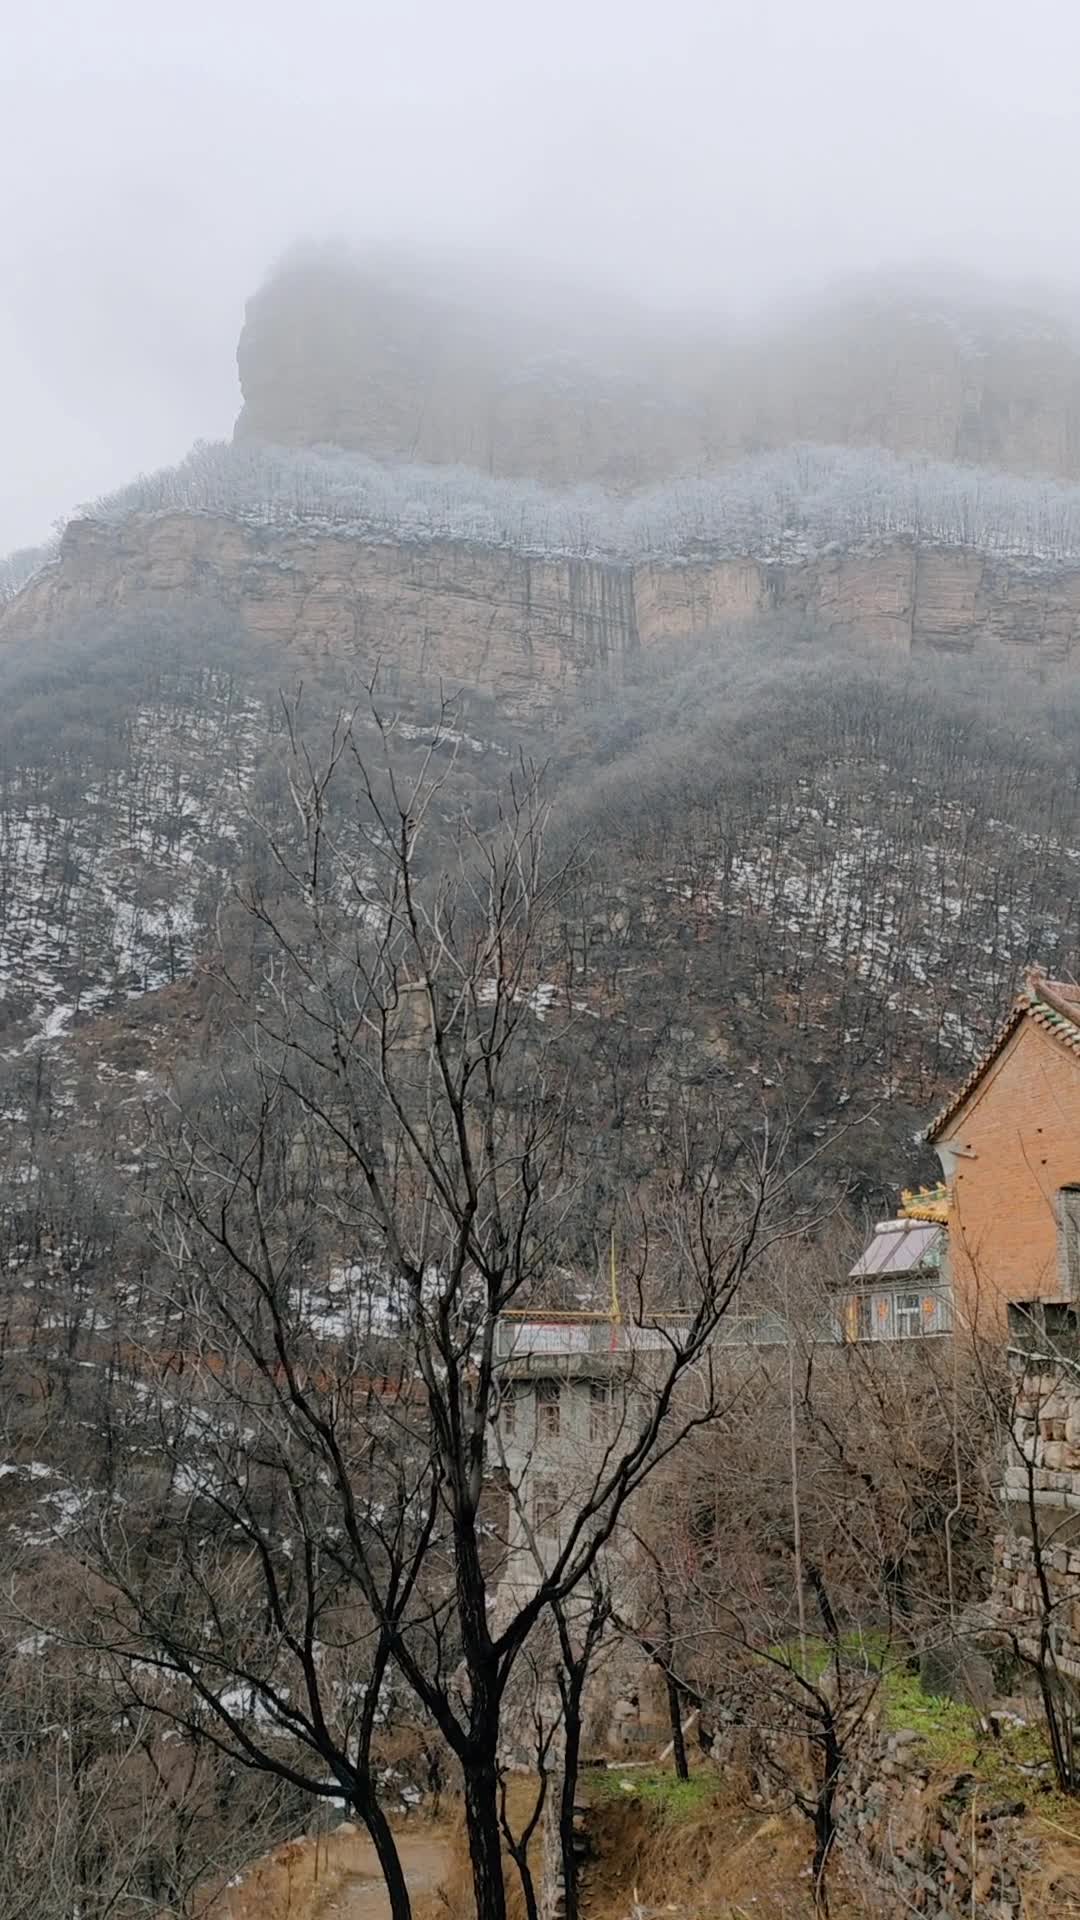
[832,1726,1034,1917]
[993,1354,1080,1679]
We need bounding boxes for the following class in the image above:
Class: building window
[534,1476,560,1537]
[499,1383,518,1438]
[589,1381,612,1442]
[921,1292,949,1334]
[536,1378,561,1439]
[895,1293,921,1340]
[1060,1189,1080,1298]
[842,1295,874,1343]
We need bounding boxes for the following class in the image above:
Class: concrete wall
[496,1366,635,1613]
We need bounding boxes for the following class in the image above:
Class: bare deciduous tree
[62,709,805,1920]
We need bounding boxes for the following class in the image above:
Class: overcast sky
[4,0,1080,549]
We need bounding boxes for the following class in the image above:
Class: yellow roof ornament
[900,1184,949,1225]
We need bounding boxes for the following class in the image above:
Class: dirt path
[311,1829,450,1919]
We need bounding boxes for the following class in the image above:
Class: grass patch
[877,1654,1074,1819]
[765,1629,891,1680]
[584,1765,714,1823]
[763,1634,1073,1819]
[878,1663,978,1764]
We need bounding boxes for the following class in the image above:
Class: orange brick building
[926,970,1080,1332]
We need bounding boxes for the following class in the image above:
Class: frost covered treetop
[8,436,1080,603]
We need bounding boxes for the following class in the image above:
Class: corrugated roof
[850,1220,944,1279]
[925,970,1080,1143]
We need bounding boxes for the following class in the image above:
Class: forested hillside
[6,268,1080,1910]
[0,601,1075,1214]
[544,631,1080,1194]
[2,542,1079,1916]
[0,605,271,1044]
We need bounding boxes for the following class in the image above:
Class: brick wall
[936,1020,1080,1328]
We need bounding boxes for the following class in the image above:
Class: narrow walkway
[312,1830,450,1919]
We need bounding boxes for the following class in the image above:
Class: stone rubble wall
[993,1361,1080,1679]
[995,1531,1080,1683]
[831,1727,1034,1917]
[711,1703,1041,1919]
[1003,1365,1080,1496]
[538,1771,590,1920]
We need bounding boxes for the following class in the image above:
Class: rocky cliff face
[5,514,1079,718]
[236,255,1080,485]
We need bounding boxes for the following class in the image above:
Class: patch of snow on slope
[681,770,1080,1060]
[0,683,262,1048]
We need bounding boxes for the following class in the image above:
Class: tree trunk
[464,1760,508,1920]
[356,1792,413,1920]
[500,1771,546,1920]
[560,1694,584,1920]
[810,1716,841,1917]
[1036,1654,1078,1796]
[665,1670,689,1782]
[505,1838,540,1920]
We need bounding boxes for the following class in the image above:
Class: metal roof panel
[850,1221,943,1279]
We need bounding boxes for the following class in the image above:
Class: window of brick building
[534,1476,560,1537]
[1059,1189,1080,1298]
[536,1378,561,1439]
[499,1383,518,1438]
[895,1293,921,1340]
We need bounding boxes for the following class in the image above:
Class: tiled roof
[925,968,1080,1143]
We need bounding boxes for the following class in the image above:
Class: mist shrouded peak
[235,248,1080,489]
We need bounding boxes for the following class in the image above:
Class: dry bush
[217,1822,414,1920]
[583,1779,869,1920]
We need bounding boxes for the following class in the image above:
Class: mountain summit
[236,252,1080,485]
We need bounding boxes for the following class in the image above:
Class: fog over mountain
[6,0,1080,546]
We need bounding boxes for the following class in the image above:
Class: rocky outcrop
[5,515,1080,718]
[236,254,1080,485]
[235,255,691,490]
[0,517,650,715]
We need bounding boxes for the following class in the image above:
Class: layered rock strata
[5,515,1080,716]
